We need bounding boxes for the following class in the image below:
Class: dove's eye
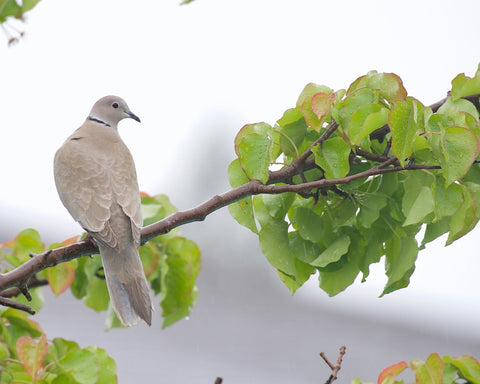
[112,102,119,109]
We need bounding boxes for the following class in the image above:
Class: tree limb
[0,92,462,302]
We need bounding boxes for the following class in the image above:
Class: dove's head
[88,95,141,128]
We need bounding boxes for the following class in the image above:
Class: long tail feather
[99,244,153,326]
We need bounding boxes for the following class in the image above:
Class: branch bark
[0,92,467,308]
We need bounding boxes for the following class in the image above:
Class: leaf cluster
[228,66,480,296]
[359,353,480,384]
[0,308,115,383]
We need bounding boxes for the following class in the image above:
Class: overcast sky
[1,0,480,340]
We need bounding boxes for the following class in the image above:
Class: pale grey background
[1,0,480,382]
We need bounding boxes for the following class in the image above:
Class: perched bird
[54,96,153,326]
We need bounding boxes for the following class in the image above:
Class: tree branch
[0,92,463,303]
[0,296,35,315]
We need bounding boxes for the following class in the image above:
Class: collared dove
[54,95,153,326]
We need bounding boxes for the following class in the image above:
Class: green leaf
[389,97,425,166]
[84,346,117,384]
[451,63,480,100]
[437,97,480,127]
[228,198,257,234]
[58,349,98,384]
[227,158,249,188]
[312,137,351,178]
[274,107,308,158]
[421,218,450,248]
[139,242,161,277]
[234,123,272,183]
[401,172,435,226]
[227,159,258,232]
[262,193,296,219]
[327,197,357,229]
[441,127,479,185]
[433,179,463,220]
[278,258,315,294]
[443,355,480,384]
[47,261,75,296]
[49,338,80,361]
[288,231,320,264]
[291,207,325,243]
[333,88,377,130]
[1,228,44,266]
[348,71,407,104]
[0,0,41,22]
[446,185,477,245]
[70,257,89,299]
[0,342,9,360]
[383,235,418,295]
[311,235,350,268]
[357,194,388,228]
[237,133,271,183]
[348,104,389,146]
[410,353,444,384]
[318,253,360,296]
[84,277,109,312]
[141,193,178,227]
[161,237,201,328]
[258,220,296,276]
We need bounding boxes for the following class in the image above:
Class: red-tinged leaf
[348,71,407,103]
[60,236,80,247]
[47,261,75,296]
[234,122,272,157]
[140,191,151,198]
[4,309,43,337]
[17,334,48,380]
[297,83,334,130]
[140,242,161,277]
[410,353,444,384]
[451,63,480,100]
[311,92,335,120]
[377,361,408,384]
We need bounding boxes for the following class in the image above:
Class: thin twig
[320,346,346,384]
[0,277,48,298]
[0,296,35,315]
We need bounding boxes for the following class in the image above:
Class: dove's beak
[126,111,141,123]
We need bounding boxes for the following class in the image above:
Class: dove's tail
[99,244,153,326]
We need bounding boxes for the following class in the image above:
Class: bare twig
[320,346,346,384]
[0,296,35,315]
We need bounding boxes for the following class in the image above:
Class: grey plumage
[54,95,153,326]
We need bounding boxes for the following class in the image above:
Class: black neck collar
[88,116,111,127]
